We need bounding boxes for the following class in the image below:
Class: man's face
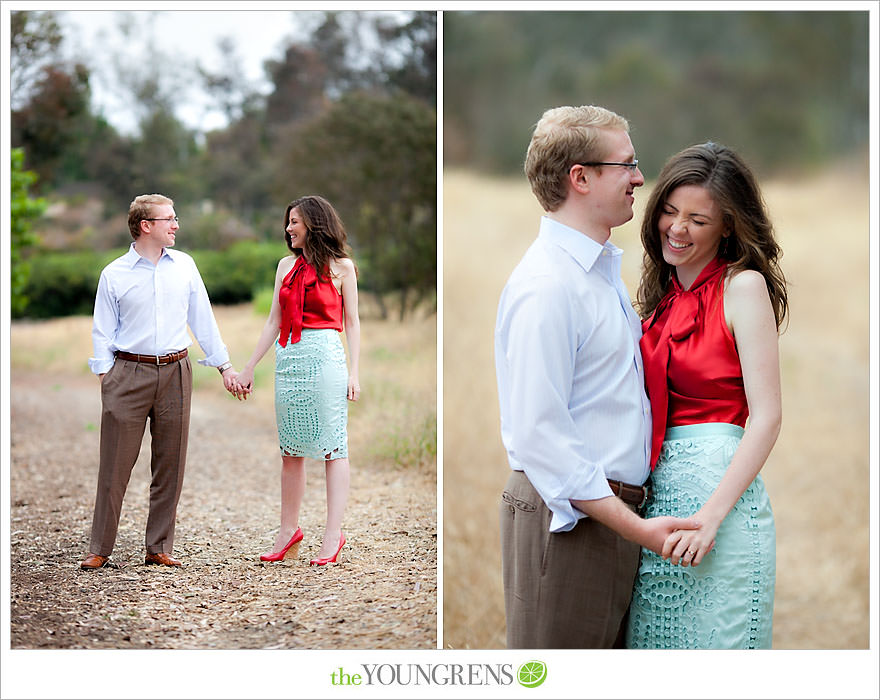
[588,129,645,229]
[143,204,179,248]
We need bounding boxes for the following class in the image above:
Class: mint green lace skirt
[625,423,775,649]
[275,329,348,460]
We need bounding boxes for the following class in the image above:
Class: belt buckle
[637,486,648,510]
[156,355,168,366]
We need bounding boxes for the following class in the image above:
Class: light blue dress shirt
[88,243,230,375]
[495,217,652,532]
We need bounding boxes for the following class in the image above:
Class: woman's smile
[665,236,692,251]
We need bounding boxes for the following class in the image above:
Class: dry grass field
[442,166,871,650]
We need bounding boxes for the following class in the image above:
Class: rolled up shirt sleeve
[496,274,614,532]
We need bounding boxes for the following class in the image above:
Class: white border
[3,2,878,700]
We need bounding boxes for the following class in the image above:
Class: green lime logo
[517,660,547,688]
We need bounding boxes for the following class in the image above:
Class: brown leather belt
[116,349,188,366]
[608,478,650,509]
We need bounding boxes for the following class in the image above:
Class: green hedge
[18,241,285,319]
[189,241,281,305]
[21,250,119,318]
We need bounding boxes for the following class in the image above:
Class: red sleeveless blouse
[640,257,748,468]
[278,256,343,347]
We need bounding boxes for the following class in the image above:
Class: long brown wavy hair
[636,142,788,330]
[283,195,355,280]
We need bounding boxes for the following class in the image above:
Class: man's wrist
[574,495,644,542]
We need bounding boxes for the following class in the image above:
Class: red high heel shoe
[309,531,345,566]
[260,527,303,562]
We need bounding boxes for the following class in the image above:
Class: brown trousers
[88,357,192,556]
[499,470,641,648]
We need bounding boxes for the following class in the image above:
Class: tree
[274,92,436,319]
[11,62,94,188]
[10,148,46,317]
[304,10,437,105]
[308,11,366,96]
[264,44,329,128]
[200,112,274,222]
[10,10,64,109]
[198,36,265,124]
[375,10,437,106]
[129,109,202,203]
[443,11,869,176]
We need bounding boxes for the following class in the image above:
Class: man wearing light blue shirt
[496,106,700,647]
[81,194,242,570]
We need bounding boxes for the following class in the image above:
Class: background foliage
[10,148,46,316]
[10,10,437,319]
[444,11,869,178]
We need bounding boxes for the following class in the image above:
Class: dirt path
[9,369,436,650]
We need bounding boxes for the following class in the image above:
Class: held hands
[224,367,353,401]
[221,367,251,401]
[662,516,719,567]
[639,516,716,567]
[640,516,703,560]
[231,366,254,400]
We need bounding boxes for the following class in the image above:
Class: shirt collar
[125,241,176,268]
[538,216,620,273]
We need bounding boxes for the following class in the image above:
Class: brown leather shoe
[145,552,182,567]
[81,553,109,570]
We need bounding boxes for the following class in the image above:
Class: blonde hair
[524,105,630,211]
[128,194,174,239]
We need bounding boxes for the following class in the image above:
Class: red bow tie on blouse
[641,257,727,467]
[279,255,318,347]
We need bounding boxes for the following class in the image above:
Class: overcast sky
[58,9,318,134]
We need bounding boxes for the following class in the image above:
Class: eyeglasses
[144,216,179,223]
[578,160,639,172]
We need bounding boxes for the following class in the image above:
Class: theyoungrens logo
[330,661,547,688]
[516,660,547,688]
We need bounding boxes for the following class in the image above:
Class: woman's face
[286,207,308,250]
[658,184,727,285]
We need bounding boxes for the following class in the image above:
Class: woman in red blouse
[235,195,360,566]
[626,143,788,648]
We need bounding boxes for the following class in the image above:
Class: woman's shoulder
[277,254,297,272]
[725,268,767,295]
[330,256,356,276]
[273,255,297,284]
[724,268,771,316]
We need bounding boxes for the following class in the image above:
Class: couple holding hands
[81,194,359,572]
[78,104,786,651]
[496,105,787,649]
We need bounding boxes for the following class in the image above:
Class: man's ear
[567,164,591,195]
